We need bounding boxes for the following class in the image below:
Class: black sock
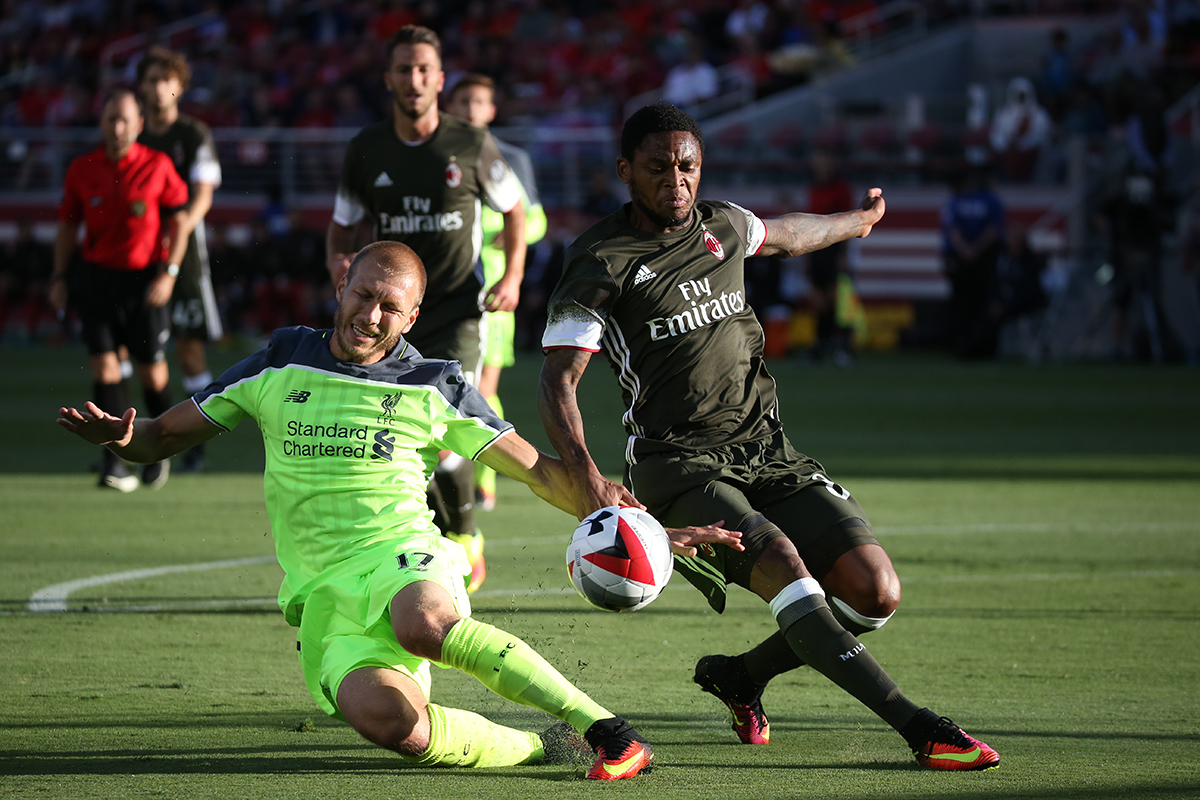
[435,458,476,534]
[427,481,451,533]
[741,631,805,685]
[779,603,920,732]
[141,385,173,418]
[93,381,129,416]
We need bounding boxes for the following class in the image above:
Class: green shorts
[480,309,515,369]
[295,534,472,721]
[627,429,878,612]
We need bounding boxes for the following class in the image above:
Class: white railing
[0,125,618,211]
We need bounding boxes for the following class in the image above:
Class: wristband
[165,263,180,278]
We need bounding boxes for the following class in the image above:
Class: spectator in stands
[1095,163,1174,362]
[0,219,53,343]
[989,76,1053,183]
[663,34,719,115]
[1039,27,1074,122]
[805,150,856,365]
[940,167,1006,359]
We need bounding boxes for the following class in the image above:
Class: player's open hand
[664,521,744,558]
[57,402,136,447]
[857,188,885,237]
[145,272,176,307]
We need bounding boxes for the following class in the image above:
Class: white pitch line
[27,555,276,612]
[26,518,1199,613]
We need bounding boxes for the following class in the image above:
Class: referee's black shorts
[76,261,170,364]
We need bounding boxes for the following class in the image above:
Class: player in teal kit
[57,240,740,779]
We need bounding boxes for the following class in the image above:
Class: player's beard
[634,197,693,230]
[332,305,402,364]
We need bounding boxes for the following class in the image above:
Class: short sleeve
[477,133,522,214]
[541,246,618,352]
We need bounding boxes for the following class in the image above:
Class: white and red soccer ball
[566,505,674,612]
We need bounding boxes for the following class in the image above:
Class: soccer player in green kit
[57,240,741,780]
[537,103,1000,771]
[445,72,549,514]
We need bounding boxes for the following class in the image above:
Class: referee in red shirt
[50,87,190,492]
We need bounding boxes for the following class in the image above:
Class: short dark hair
[620,102,705,160]
[387,25,442,64]
[101,86,143,115]
[136,45,191,90]
[449,72,495,101]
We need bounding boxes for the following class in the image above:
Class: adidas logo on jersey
[374,172,394,187]
[633,265,657,286]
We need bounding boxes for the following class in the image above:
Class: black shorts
[404,317,483,386]
[170,228,223,342]
[627,429,877,612]
[76,262,170,364]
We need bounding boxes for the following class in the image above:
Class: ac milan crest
[445,162,463,188]
[703,229,725,259]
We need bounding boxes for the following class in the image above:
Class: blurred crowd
[4,0,1180,132]
[2,0,1199,360]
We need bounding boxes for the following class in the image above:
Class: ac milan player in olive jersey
[137,46,225,473]
[57,240,741,780]
[537,103,999,772]
[327,25,527,593]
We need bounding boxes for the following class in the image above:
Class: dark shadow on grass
[0,747,584,781]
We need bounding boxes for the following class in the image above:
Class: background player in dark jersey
[137,46,224,472]
[446,73,549,514]
[326,25,528,593]
[57,240,741,780]
[537,102,999,772]
[50,87,189,493]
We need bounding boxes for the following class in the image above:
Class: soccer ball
[566,505,674,612]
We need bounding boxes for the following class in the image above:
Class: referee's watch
[165,263,180,278]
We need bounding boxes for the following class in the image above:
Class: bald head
[345,241,427,304]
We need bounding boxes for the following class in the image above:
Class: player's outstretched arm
[57,399,222,464]
[537,348,630,518]
[477,431,640,518]
[758,188,886,258]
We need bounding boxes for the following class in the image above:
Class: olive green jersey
[192,326,513,625]
[332,117,523,338]
[543,200,776,462]
[138,113,223,339]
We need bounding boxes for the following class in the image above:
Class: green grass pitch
[2,343,1198,799]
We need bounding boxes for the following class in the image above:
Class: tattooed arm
[757,188,885,258]
[537,348,641,519]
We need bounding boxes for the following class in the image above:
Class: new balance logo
[633,265,657,286]
[374,171,394,187]
[284,390,311,403]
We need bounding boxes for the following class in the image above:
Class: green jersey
[332,117,523,338]
[193,326,512,625]
[479,137,547,286]
[543,200,776,462]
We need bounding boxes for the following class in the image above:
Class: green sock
[474,394,502,499]
[413,703,543,767]
[441,616,610,733]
